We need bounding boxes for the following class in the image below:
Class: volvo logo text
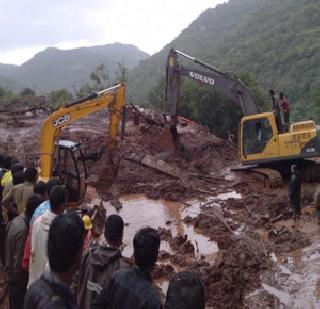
[189,71,215,85]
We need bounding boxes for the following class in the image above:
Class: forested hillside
[128,0,320,126]
[0,43,149,93]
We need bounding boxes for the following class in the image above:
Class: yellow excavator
[165,49,320,186]
[38,83,126,206]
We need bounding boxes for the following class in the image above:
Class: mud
[199,237,269,307]
[1,104,320,308]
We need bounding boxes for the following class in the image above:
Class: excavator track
[232,165,283,189]
[299,159,320,182]
[251,167,283,189]
[233,159,320,189]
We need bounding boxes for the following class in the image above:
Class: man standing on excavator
[279,92,290,130]
[269,90,283,133]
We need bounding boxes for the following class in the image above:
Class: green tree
[76,64,111,98]
[90,64,110,90]
[114,61,128,83]
[238,71,268,111]
[48,89,73,108]
[146,77,167,110]
[0,86,14,105]
[20,87,35,96]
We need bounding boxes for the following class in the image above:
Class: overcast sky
[0,0,227,65]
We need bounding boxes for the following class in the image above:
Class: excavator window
[243,118,273,155]
[54,140,87,205]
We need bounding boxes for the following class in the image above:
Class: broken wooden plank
[270,214,284,223]
[125,153,182,178]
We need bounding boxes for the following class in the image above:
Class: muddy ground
[0,106,320,308]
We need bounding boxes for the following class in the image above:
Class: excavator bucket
[159,125,176,152]
[96,156,120,194]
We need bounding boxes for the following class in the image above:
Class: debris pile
[199,237,268,307]
[1,103,319,307]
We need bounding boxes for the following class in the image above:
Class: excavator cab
[54,140,87,205]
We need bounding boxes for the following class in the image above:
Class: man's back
[24,270,76,309]
[29,210,56,286]
[32,200,50,223]
[93,267,162,309]
[5,182,34,214]
[77,244,128,309]
[5,214,29,279]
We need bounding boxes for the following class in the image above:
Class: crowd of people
[0,154,205,309]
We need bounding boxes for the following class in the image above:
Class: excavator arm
[39,83,126,181]
[166,48,260,117]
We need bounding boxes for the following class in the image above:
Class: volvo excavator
[165,49,320,187]
[38,83,126,207]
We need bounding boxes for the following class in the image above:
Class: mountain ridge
[0,43,149,93]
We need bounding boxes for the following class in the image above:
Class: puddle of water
[224,169,237,181]
[102,194,219,262]
[261,283,291,306]
[259,234,320,308]
[181,201,202,218]
[216,191,242,200]
[85,189,223,295]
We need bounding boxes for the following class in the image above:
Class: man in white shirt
[28,185,67,287]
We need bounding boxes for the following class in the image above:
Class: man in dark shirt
[77,214,129,309]
[24,213,85,309]
[165,271,205,309]
[93,227,162,309]
[6,195,43,309]
[288,164,302,219]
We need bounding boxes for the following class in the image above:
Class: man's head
[11,163,24,174]
[2,155,12,170]
[48,213,85,275]
[291,164,298,174]
[25,195,44,220]
[12,165,25,185]
[24,166,38,184]
[269,89,275,97]
[11,157,20,166]
[46,178,61,200]
[49,185,67,214]
[279,92,284,99]
[34,181,47,199]
[0,154,4,168]
[165,271,205,309]
[104,214,124,248]
[133,227,160,271]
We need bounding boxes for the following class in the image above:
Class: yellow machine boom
[39,83,126,182]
